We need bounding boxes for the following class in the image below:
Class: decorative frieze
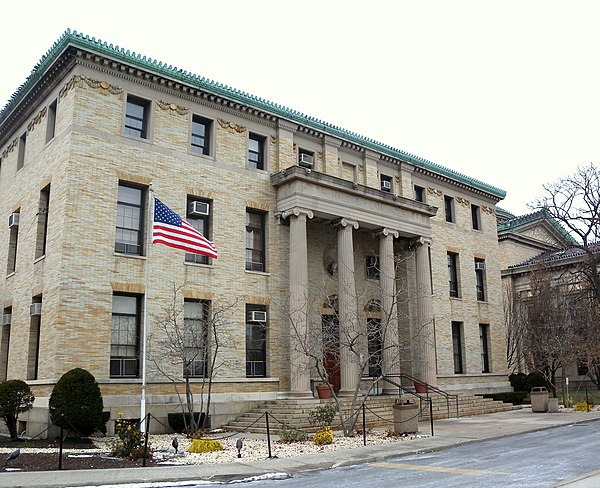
[156,100,189,116]
[217,118,246,133]
[59,75,123,98]
[455,196,470,207]
[2,137,18,158]
[27,107,47,132]
[427,187,443,197]
[482,206,495,215]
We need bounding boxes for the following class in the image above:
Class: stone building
[0,30,510,435]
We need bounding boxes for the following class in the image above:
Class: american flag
[152,198,218,258]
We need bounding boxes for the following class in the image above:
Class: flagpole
[141,185,154,432]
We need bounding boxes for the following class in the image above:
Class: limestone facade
[0,32,510,435]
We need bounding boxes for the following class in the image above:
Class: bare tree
[148,282,237,434]
[283,246,417,436]
[531,163,600,302]
[515,265,580,396]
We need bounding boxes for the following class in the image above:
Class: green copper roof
[497,208,577,245]
[0,29,506,199]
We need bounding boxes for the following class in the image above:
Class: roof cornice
[0,29,507,200]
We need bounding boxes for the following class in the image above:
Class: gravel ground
[0,430,424,471]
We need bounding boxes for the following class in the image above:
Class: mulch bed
[1,437,160,472]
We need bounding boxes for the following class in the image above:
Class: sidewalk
[2,407,600,488]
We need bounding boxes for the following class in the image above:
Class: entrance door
[322,315,340,392]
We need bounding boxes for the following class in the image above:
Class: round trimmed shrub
[49,368,103,437]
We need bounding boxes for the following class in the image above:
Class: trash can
[548,397,559,413]
[393,399,419,434]
[530,386,549,412]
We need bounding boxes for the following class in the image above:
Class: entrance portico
[272,167,438,397]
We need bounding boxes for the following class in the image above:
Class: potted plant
[315,384,332,399]
[414,381,427,394]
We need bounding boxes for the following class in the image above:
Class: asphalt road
[203,421,600,487]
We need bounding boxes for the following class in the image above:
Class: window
[380,174,392,192]
[110,294,141,377]
[46,99,57,142]
[366,255,380,279]
[298,149,314,168]
[27,296,42,380]
[124,95,150,139]
[471,204,481,230]
[414,185,425,202]
[444,195,454,223]
[452,321,464,374]
[248,133,265,170]
[480,324,490,373]
[35,185,50,259]
[186,197,211,265]
[183,300,210,378]
[475,258,486,301]
[17,132,26,171]
[447,252,460,298]
[367,318,382,377]
[0,307,11,382]
[246,305,267,377]
[191,115,212,155]
[115,184,145,255]
[246,210,265,271]
[7,210,19,275]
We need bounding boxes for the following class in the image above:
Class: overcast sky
[2,1,598,215]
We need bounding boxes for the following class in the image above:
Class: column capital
[333,218,359,230]
[373,227,399,239]
[281,207,314,220]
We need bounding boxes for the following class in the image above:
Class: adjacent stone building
[0,30,510,435]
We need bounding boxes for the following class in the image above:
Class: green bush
[188,438,223,453]
[167,412,208,434]
[509,373,527,392]
[110,414,146,458]
[525,372,547,392]
[309,403,337,429]
[0,379,34,441]
[482,391,528,405]
[278,425,309,443]
[49,368,103,437]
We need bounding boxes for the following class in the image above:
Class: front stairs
[222,392,520,434]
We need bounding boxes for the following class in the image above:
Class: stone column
[335,218,360,397]
[376,228,400,394]
[283,207,314,398]
[415,237,437,386]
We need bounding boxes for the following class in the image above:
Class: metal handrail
[389,373,460,419]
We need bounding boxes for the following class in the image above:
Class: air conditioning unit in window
[249,311,267,323]
[30,303,42,316]
[8,213,19,228]
[299,153,314,168]
[1,314,11,326]
[475,262,486,271]
[381,179,391,191]
[189,201,210,216]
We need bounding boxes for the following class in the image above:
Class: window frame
[380,174,393,193]
[185,196,211,265]
[27,296,42,380]
[444,195,455,223]
[6,210,20,275]
[475,258,486,301]
[191,114,212,156]
[414,185,425,202]
[115,183,145,256]
[367,318,383,377]
[248,133,266,170]
[365,255,380,280]
[124,95,150,139]
[35,185,50,259]
[46,99,57,143]
[183,299,210,378]
[245,209,266,272]
[480,324,490,373]
[110,294,141,378]
[17,132,26,171]
[246,304,267,378]
[447,252,460,298]
[452,321,464,374]
[471,204,481,230]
